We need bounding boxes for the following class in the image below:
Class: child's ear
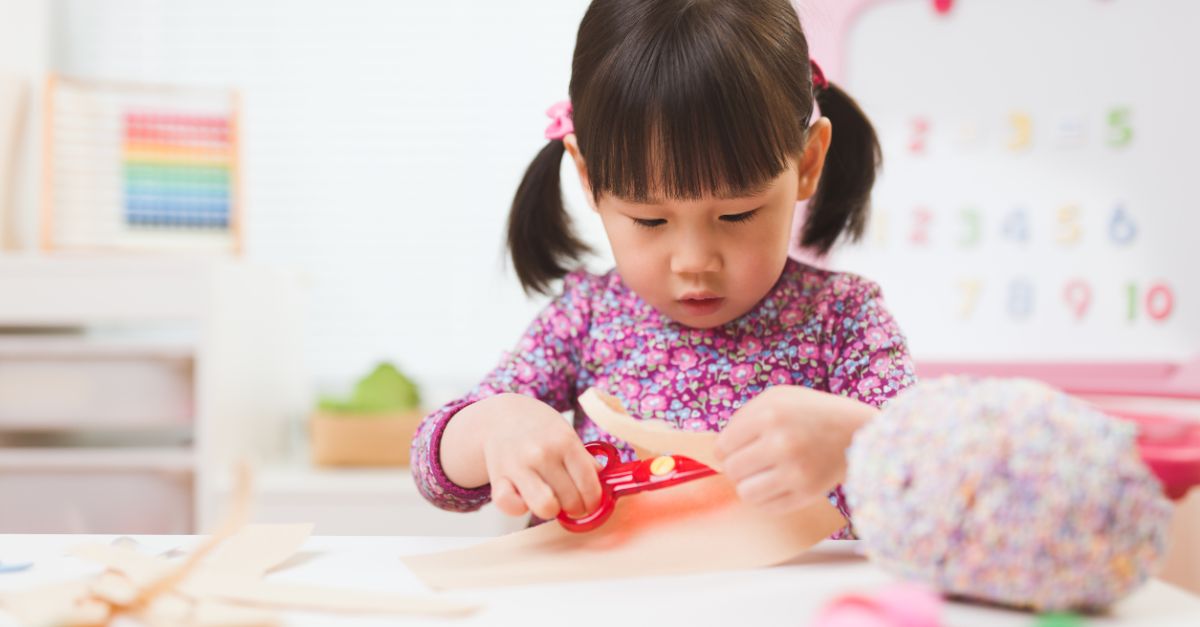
[796,117,832,202]
[562,134,596,209]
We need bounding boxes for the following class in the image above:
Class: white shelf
[230,463,420,495]
[0,335,196,359]
[0,446,195,472]
[0,256,306,533]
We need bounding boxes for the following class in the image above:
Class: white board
[831,0,1198,362]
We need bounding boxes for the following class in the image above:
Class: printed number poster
[829,0,1197,361]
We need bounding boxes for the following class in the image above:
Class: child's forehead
[607,179,777,206]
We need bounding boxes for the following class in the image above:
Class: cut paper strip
[1,465,480,626]
[205,523,315,576]
[578,387,723,469]
[403,388,846,590]
[68,530,480,619]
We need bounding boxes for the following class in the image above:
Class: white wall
[0,0,49,250]
[48,0,612,399]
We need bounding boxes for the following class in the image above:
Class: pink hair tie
[544,100,574,141]
[810,60,829,92]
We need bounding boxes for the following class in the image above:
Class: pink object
[812,583,943,627]
[915,356,1200,399]
[1110,411,1200,500]
[811,60,829,91]
[544,100,574,141]
[557,441,716,532]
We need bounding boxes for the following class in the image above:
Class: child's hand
[713,386,877,514]
[477,394,604,520]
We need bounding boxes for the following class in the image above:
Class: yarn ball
[844,377,1173,611]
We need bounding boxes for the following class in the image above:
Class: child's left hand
[713,386,878,514]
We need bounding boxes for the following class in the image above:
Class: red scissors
[557,440,717,532]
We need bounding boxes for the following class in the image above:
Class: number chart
[825,0,1197,362]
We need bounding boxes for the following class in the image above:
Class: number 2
[911,207,933,246]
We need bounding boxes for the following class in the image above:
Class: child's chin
[670,306,741,330]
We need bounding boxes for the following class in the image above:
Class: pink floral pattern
[411,259,916,539]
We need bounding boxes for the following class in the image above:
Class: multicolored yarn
[845,377,1173,611]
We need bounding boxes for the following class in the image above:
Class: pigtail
[800,82,881,255]
[506,140,592,295]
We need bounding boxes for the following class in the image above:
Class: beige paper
[1,466,479,626]
[67,528,480,619]
[205,523,315,576]
[402,388,845,590]
[403,474,845,590]
[579,387,724,469]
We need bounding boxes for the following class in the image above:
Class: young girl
[411,0,915,539]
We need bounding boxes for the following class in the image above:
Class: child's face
[595,168,799,328]
[566,121,830,329]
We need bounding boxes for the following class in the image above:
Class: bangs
[572,4,813,202]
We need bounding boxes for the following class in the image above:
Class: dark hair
[507,0,881,295]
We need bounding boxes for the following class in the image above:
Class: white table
[1,536,1198,626]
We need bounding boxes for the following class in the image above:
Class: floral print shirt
[410,258,916,538]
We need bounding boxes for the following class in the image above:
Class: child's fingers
[719,439,775,484]
[536,463,586,518]
[756,493,802,516]
[511,470,561,520]
[491,477,529,517]
[713,409,763,461]
[733,468,791,505]
[563,447,604,513]
[756,490,819,516]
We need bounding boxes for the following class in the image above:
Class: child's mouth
[677,296,724,316]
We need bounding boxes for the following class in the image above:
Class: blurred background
[0,0,1196,586]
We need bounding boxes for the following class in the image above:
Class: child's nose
[670,239,723,275]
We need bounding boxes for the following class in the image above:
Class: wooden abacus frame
[40,74,243,255]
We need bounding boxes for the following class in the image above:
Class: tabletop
[1,535,1198,626]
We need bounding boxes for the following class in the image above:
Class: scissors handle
[556,441,620,533]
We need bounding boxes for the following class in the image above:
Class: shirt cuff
[421,399,493,506]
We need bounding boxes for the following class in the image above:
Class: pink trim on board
[916,356,1200,399]
[795,0,951,82]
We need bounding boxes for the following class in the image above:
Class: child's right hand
[476,393,604,520]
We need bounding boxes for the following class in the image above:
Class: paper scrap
[579,387,723,469]
[205,523,315,576]
[0,464,479,626]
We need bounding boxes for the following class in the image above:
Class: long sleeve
[822,275,916,408]
[820,275,917,537]
[410,272,594,512]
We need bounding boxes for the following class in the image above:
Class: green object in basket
[318,362,420,415]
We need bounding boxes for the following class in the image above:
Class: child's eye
[720,209,760,224]
[632,218,667,229]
